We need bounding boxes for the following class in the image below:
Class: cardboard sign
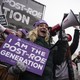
[0,34,50,76]
[0,14,8,26]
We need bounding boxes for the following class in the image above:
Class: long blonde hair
[27,27,50,42]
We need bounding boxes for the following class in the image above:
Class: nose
[43,26,46,28]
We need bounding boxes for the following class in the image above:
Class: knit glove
[8,61,27,75]
[0,24,6,32]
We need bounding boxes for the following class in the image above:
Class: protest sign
[0,0,45,30]
[0,14,8,26]
[0,34,50,76]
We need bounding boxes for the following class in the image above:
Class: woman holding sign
[0,24,28,80]
[8,20,68,80]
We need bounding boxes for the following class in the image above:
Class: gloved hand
[58,30,68,41]
[0,24,6,32]
[8,61,27,75]
[17,61,27,72]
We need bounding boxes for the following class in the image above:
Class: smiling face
[37,23,49,37]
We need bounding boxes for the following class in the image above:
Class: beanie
[33,20,48,27]
[18,29,28,36]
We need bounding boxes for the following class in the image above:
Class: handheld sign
[0,34,50,76]
[1,0,46,30]
[0,14,8,26]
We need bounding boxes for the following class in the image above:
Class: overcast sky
[35,0,80,25]
[35,0,80,55]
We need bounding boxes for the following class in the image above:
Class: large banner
[0,34,50,75]
[0,0,45,30]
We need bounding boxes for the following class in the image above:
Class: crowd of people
[0,19,80,80]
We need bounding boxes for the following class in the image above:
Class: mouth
[40,30,46,34]
[40,28,47,33]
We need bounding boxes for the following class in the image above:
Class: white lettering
[28,53,47,64]
[0,50,43,70]
[31,47,46,57]
[3,43,27,56]
[3,0,42,18]
[3,7,30,25]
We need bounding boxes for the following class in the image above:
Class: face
[37,23,49,37]
[16,31,23,38]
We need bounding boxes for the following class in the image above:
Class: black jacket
[19,35,68,80]
[66,29,79,80]
[19,36,53,80]
[53,29,79,80]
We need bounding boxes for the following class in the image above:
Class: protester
[8,19,68,80]
[0,24,15,35]
[53,27,79,80]
[0,24,28,38]
[73,52,80,66]
[72,61,78,80]
[0,24,28,80]
[16,28,28,38]
[74,52,80,80]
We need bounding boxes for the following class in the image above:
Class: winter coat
[19,36,53,80]
[66,29,79,80]
[0,33,19,80]
[53,29,79,80]
[19,36,68,80]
